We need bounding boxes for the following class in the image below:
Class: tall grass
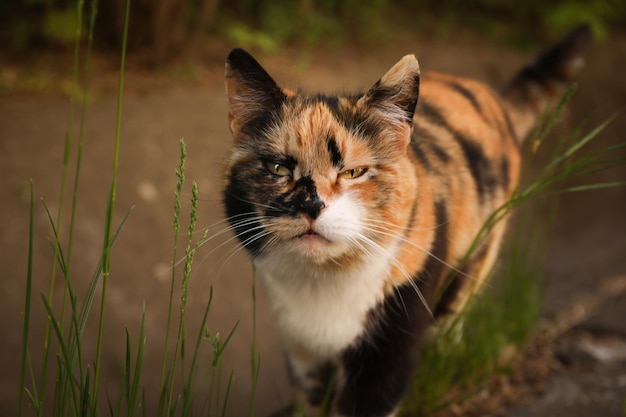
[401,88,625,416]
[157,140,239,417]
[18,0,102,414]
[17,1,243,416]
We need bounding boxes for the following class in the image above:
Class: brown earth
[1,29,626,417]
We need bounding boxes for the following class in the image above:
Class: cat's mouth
[294,229,330,243]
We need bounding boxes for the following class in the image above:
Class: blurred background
[1,1,626,416]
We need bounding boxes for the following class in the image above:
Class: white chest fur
[254,252,394,358]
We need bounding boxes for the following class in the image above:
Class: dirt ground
[1,29,626,417]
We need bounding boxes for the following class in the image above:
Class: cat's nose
[302,199,325,220]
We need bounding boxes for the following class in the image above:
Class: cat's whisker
[197,225,268,271]
[360,223,480,284]
[214,230,276,277]
[214,220,282,273]
[213,223,273,259]
[354,233,435,321]
[173,213,273,269]
[364,216,450,233]
[224,191,286,212]
[184,211,265,240]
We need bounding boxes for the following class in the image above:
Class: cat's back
[410,71,522,220]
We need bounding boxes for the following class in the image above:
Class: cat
[222,25,591,417]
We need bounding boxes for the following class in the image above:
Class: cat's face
[223,49,421,266]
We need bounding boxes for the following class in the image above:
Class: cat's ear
[225,48,286,137]
[362,54,421,127]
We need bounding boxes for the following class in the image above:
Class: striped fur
[223,26,591,417]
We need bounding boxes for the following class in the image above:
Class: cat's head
[223,48,421,267]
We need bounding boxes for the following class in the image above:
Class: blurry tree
[2,0,625,63]
[1,0,81,51]
[99,0,221,65]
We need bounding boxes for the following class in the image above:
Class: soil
[1,29,626,417]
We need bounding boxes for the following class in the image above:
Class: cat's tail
[501,24,593,142]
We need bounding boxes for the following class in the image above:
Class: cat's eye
[264,160,292,177]
[338,167,368,180]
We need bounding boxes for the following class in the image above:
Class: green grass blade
[93,0,130,408]
[91,0,130,408]
[544,114,616,173]
[563,181,626,193]
[41,295,80,416]
[52,357,67,417]
[127,307,146,416]
[124,328,132,410]
[106,389,117,417]
[65,0,100,336]
[23,387,38,412]
[17,181,36,417]
[248,271,260,417]
[159,139,187,417]
[80,368,90,417]
[68,289,87,409]
[530,84,577,152]
[220,371,235,417]
[77,207,133,336]
[41,200,68,276]
[142,388,147,417]
[182,288,214,417]
[214,321,239,369]
[25,351,41,414]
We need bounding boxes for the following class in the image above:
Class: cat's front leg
[329,338,415,417]
[284,343,411,417]
[330,283,431,417]
[285,344,337,416]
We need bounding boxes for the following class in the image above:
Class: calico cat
[222,26,591,417]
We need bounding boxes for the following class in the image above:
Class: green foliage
[3,1,87,50]
[219,0,394,50]
[226,23,281,53]
[542,0,626,41]
[42,7,77,45]
[4,0,626,58]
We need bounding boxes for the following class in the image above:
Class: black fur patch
[426,141,452,163]
[456,137,499,198]
[500,156,510,190]
[308,94,340,112]
[327,135,344,168]
[313,93,387,143]
[444,80,483,115]
[337,282,426,417]
[269,176,325,219]
[227,48,287,139]
[224,173,268,256]
[410,138,433,171]
[418,100,499,199]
